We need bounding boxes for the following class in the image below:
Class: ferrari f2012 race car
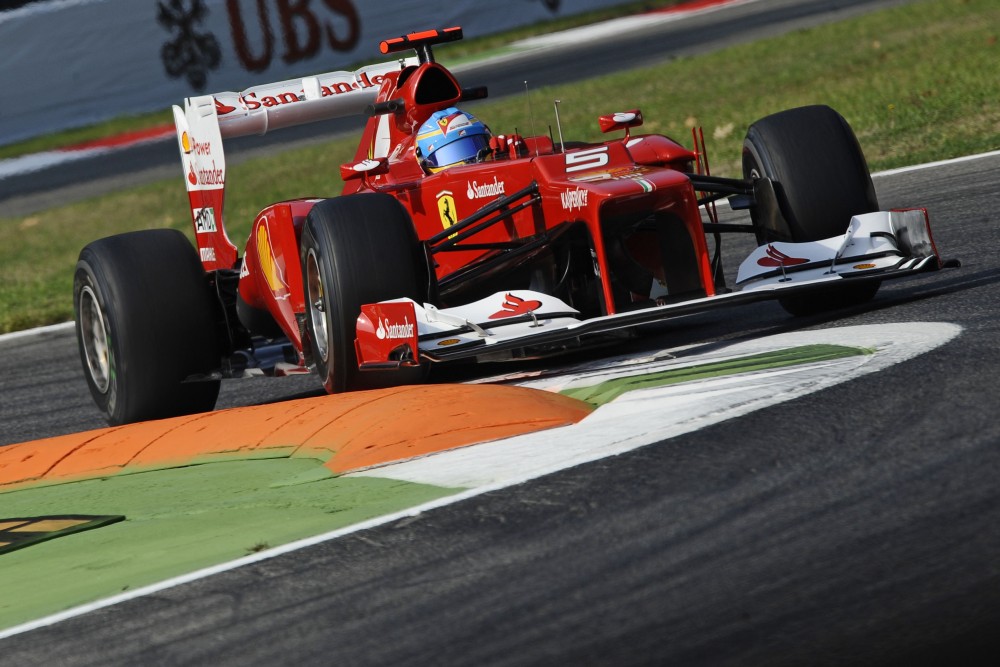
[74,27,953,425]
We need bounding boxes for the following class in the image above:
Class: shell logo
[257,225,289,299]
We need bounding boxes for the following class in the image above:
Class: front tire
[74,229,221,425]
[743,105,881,315]
[300,194,429,393]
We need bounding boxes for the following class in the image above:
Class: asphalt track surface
[4,154,1000,664]
[6,3,1000,667]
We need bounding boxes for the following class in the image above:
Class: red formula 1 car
[74,27,951,425]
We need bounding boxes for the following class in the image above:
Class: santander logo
[489,293,543,319]
[757,245,808,267]
[376,316,415,340]
[467,176,505,200]
[215,98,236,116]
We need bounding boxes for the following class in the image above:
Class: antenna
[553,99,565,153]
[524,81,539,156]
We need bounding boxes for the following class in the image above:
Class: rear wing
[171,59,413,271]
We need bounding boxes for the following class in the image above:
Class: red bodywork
[230,28,715,368]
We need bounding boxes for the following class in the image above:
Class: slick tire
[300,193,430,394]
[74,229,221,425]
[743,105,881,316]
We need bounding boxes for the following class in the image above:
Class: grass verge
[1,0,998,333]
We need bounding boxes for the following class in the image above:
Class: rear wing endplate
[171,59,413,271]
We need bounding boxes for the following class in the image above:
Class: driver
[416,107,523,173]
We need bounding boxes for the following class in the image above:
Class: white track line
[872,149,1000,178]
[0,321,73,343]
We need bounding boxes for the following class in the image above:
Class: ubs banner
[1,0,633,145]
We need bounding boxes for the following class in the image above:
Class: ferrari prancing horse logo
[436,190,457,234]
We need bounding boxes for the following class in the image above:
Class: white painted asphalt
[349,323,962,488]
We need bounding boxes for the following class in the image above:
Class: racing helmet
[415,107,491,173]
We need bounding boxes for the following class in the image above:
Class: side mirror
[599,110,643,139]
[340,157,390,181]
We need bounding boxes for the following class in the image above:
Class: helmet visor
[425,135,491,169]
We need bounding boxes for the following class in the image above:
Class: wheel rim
[79,285,111,394]
[305,249,330,363]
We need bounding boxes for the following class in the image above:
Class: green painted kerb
[561,344,872,407]
[0,458,462,631]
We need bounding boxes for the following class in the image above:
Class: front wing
[355,209,953,369]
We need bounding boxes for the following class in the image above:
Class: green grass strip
[561,344,871,407]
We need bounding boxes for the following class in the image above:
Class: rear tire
[74,229,221,425]
[743,105,881,315]
[300,194,429,393]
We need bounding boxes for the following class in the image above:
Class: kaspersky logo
[560,188,588,211]
[376,316,415,340]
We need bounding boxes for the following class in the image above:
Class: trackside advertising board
[1,0,635,145]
